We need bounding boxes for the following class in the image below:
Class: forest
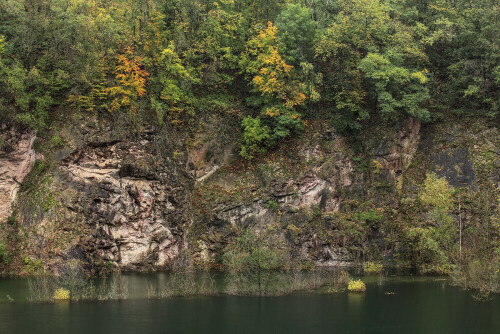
[0,0,497,147]
[0,0,498,297]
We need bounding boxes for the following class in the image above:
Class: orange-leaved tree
[105,46,149,113]
[69,46,148,115]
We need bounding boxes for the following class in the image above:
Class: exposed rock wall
[0,125,39,223]
[3,120,192,273]
[187,119,424,266]
[60,143,184,270]
[1,116,497,275]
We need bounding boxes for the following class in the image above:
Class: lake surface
[0,275,499,334]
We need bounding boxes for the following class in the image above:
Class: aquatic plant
[53,288,70,301]
[348,280,366,293]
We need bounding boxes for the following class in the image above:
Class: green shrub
[0,241,11,265]
[311,204,322,217]
[239,112,305,160]
[452,259,500,294]
[327,270,352,293]
[239,116,270,159]
[358,209,383,222]
[223,229,288,296]
[24,257,43,274]
[6,216,17,226]
[264,200,278,211]
[50,134,63,147]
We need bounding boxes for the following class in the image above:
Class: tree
[224,229,288,296]
[106,47,149,113]
[0,0,142,129]
[239,21,307,158]
[388,0,499,119]
[69,47,149,116]
[149,42,193,125]
[184,1,246,90]
[239,116,270,160]
[241,22,306,109]
[358,53,430,121]
[405,172,456,274]
[275,4,317,66]
[420,172,453,221]
[315,0,430,132]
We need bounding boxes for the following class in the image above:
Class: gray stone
[431,147,478,189]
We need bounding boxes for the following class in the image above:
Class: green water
[0,275,499,334]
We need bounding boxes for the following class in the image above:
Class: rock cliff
[0,115,497,275]
[0,125,39,223]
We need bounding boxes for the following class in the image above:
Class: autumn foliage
[106,47,149,113]
[241,22,306,112]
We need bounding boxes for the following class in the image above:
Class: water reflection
[0,275,498,334]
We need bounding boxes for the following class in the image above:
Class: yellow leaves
[0,35,5,54]
[243,21,307,110]
[429,2,456,13]
[67,94,96,112]
[97,46,149,112]
[420,172,453,212]
[265,107,281,117]
[348,279,366,292]
[240,20,311,131]
[68,47,148,114]
[258,21,278,42]
[53,288,70,301]
[288,92,307,108]
[411,71,428,84]
[114,47,148,98]
[253,75,264,86]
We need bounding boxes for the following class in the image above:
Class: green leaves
[238,21,308,159]
[315,0,432,132]
[239,116,270,160]
[400,172,458,274]
[0,240,11,265]
[420,172,453,213]
[154,42,192,118]
[224,229,287,273]
[359,52,430,120]
[0,0,496,143]
[275,4,317,66]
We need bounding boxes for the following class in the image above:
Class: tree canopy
[0,0,497,157]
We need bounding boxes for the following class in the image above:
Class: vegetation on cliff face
[0,1,498,293]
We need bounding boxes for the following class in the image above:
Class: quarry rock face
[0,125,39,223]
[1,117,496,274]
[48,127,188,271]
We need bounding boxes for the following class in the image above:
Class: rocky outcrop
[6,120,192,273]
[51,130,189,271]
[186,115,238,182]
[0,125,40,223]
[371,117,421,181]
[188,127,367,265]
[431,147,478,189]
[1,115,496,275]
